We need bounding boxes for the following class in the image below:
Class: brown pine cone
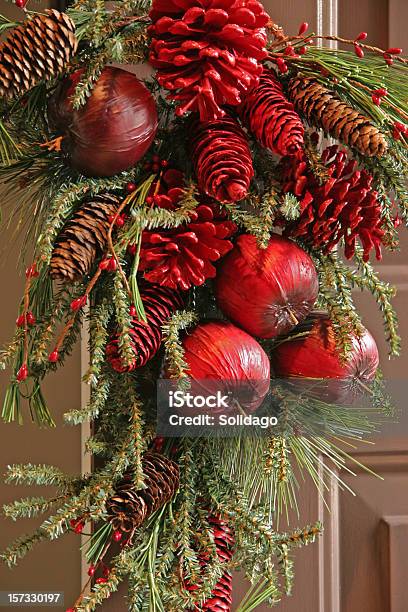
[106,452,180,532]
[0,10,77,99]
[287,76,387,157]
[50,194,120,282]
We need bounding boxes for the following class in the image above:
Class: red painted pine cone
[148,0,269,120]
[139,202,237,290]
[238,69,304,156]
[215,234,319,339]
[191,115,254,202]
[280,145,386,261]
[106,285,184,372]
[271,314,379,402]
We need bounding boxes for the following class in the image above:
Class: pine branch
[3,496,65,521]
[1,529,47,568]
[162,310,198,382]
[4,464,69,488]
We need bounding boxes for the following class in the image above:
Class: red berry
[125,181,137,193]
[113,530,123,542]
[69,519,77,528]
[129,305,137,316]
[74,521,85,534]
[15,0,27,8]
[276,58,288,73]
[146,196,154,205]
[48,350,59,363]
[108,214,115,224]
[354,44,364,58]
[386,47,402,55]
[26,312,36,326]
[394,121,408,135]
[70,296,87,311]
[16,314,26,327]
[298,21,308,35]
[25,263,39,278]
[88,565,96,577]
[373,87,387,97]
[127,244,137,256]
[116,214,126,228]
[16,364,28,382]
[371,95,381,106]
[298,46,307,55]
[102,567,111,578]
[95,578,107,585]
[284,45,295,56]
[355,31,367,41]
[108,258,117,271]
[392,127,401,140]
[160,159,168,167]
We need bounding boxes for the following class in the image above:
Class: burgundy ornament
[48,67,158,177]
[271,315,379,402]
[215,234,319,339]
[182,320,270,413]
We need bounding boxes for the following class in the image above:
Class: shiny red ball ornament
[48,67,158,177]
[182,321,270,413]
[215,234,319,339]
[271,315,379,402]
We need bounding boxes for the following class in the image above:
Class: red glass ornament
[181,321,270,413]
[48,67,158,177]
[215,234,318,339]
[271,315,379,402]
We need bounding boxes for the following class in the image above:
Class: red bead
[298,22,309,35]
[127,244,137,256]
[113,530,123,542]
[88,565,96,577]
[129,305,137,316]
[26,312,36,326]
[386,47,402,55]
[16,314,26,327]
[115,214,126,228]
[95,578,107,585]
[70,296,87,311]
[16,364,28,382]
[48,350,59,363]
[125,181,137,193]
[354,44,364,58]
[355,31,367,41]
[108,214,115,224]
[276,57,288,73]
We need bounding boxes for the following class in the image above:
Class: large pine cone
[238,69,304,156]
[287,76,387,157]
[139,203,237,290]
[280,145,386,261]
[148,0,269,121]
[106,284,184,372]
[191,115,254,203]
[0,10,77,99]
[50,194,120,282]
[107,452,180,532]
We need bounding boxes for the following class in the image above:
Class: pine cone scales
[107,452,179,532]
[239,69,304,156]
[148,0,269,120]
[281,145,386,261]
[0,10,77,99]
[106,284,184,372]
[287,76,387,157]
[50,194,119,282]
[140,203,237,290]
[191,116,254,202]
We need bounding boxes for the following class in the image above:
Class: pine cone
[287,76,387,157]
[191,116,254,202]
[238,69,304,156]
[139,203,237,290]
[188,515,234,611]
[106,284,184,372]
[50,194,120,282]
[107,452,180,532]
[0,10,77,99]
[148,0,269,121]
[280,145,386,261]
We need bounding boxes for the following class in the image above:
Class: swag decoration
[0,1,406,610]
